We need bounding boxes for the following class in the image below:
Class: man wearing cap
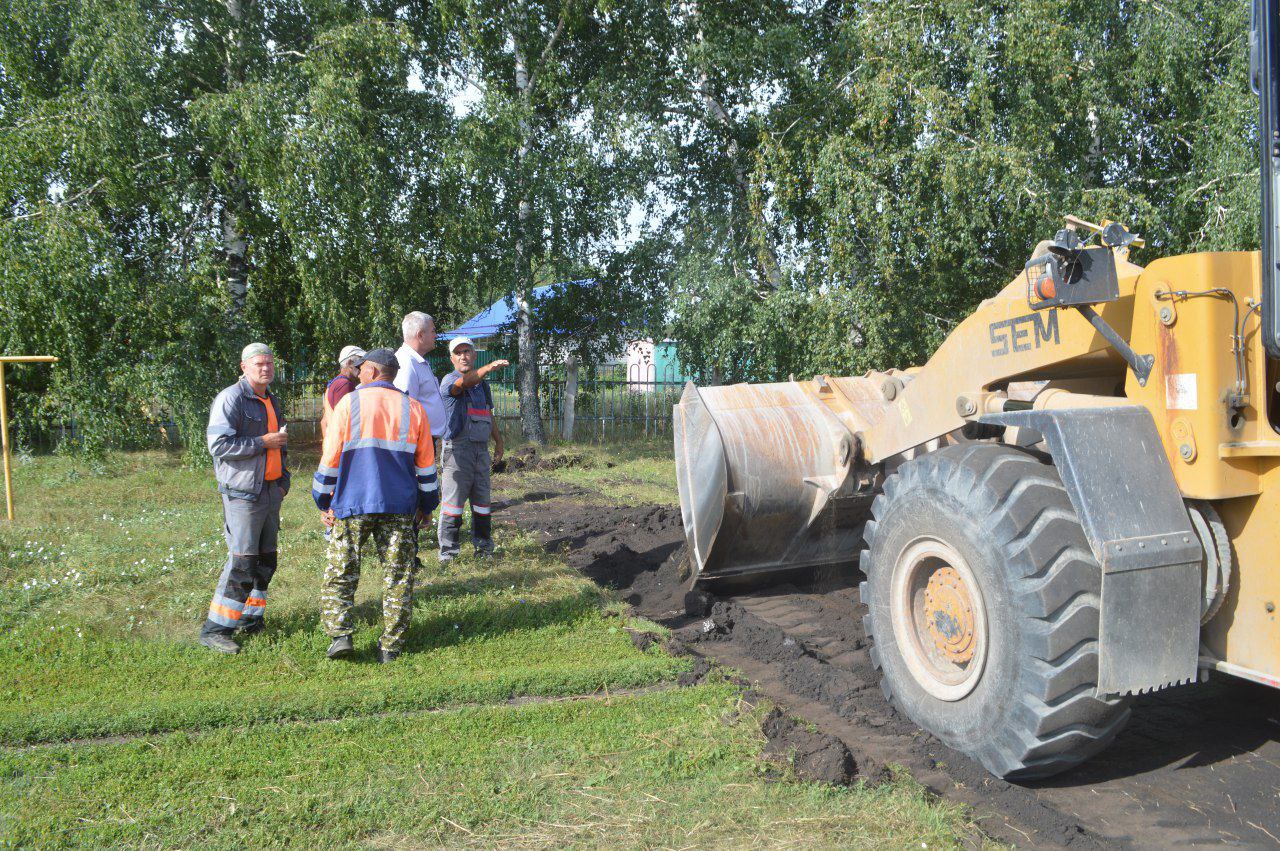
[438,337,507,561]
[320,345,365,436]
[199,343,290,654]
[313,348,439,662]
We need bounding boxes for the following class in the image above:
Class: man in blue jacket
[313,349,440,662]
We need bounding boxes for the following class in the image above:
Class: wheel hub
[923,566,977,664]
[889,536,989,701]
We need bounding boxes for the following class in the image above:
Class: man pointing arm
[437,337,507,563]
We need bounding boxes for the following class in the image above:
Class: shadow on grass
[411,564,567,599]
[253,583,606,662]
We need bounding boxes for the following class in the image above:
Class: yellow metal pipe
[1,361,10,521]
[0,356,57,521]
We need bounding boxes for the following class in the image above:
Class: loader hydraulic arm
[1253,0,1280,356]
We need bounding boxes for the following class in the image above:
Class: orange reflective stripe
[356,387,415,441]
[246,596,267,607]
[321,393,333,435]
[210,602,243,621]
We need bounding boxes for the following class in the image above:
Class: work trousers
[202,480,285,636]
[409,436,445,571]
[438,439,492,560]
[321,513,417,653]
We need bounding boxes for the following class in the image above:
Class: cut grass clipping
[0,450,978,847]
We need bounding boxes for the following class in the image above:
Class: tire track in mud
[495,483,1280,848]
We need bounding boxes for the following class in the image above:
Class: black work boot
[199,633,240,655]
[379,648,400,664]
[326,636,354,659]
[239,619,265,636]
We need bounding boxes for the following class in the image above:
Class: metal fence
[12,362,697,451]
[276,362,693,444]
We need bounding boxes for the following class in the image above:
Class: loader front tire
[859,443,1130,779]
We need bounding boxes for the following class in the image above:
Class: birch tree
[436,0,665,444]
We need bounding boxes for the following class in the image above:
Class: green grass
[499,438,678,505]
[0,448,979,847]
[0,452,681,744]
[1,683,975,849]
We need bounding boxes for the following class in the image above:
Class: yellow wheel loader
[674,0,1280,780]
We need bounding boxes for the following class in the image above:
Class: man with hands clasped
[199,343,290,654]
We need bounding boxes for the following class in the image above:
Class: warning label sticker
[1166,373,1198,410]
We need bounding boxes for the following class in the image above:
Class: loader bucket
[673,380,875,585]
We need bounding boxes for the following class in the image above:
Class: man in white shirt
[395,311,447,571]
[394,311,447,440]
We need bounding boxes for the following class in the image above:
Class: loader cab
[1254,0,1280,358]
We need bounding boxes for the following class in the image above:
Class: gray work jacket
[206,378,291,500]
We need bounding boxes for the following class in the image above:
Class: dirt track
[495,479,1280,848]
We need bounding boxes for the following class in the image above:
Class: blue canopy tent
[438,279,595,342]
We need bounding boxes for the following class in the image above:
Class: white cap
[338,345,366,366]
[241,343,273,361]
[448,336,476,354]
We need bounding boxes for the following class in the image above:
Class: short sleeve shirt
[439,371,494,441]
[324,374,357,409]
[393,345,446,437]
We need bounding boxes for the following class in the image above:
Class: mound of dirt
[503,496,690,618]
[676,655,712,687]
[493,446,614,474]
[497,483,1280,846]
[761,707,857,785]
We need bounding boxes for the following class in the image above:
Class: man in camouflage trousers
[321,514,417,655]
[312,349,439,663]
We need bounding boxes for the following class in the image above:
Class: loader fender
[979,406,1201,696]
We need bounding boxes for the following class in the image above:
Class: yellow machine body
[674,245,1280,690]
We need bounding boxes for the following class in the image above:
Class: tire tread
[860,442,1130,780]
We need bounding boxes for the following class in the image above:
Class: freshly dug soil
[495,482,1280,848]
[492,446,613,474]
[760,708,857,785]
[499,492,689,617]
